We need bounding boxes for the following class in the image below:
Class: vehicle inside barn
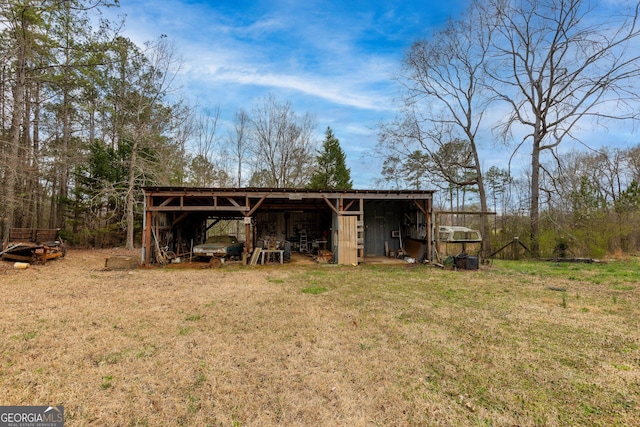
[142,187,435,266]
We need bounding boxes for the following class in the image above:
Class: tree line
[377,0,640,257]
[0,1,351,249]
[3,0,639,257]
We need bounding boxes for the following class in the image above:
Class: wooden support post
[426,199,433,263]
[244,216,251,265]
[144,195,153,265]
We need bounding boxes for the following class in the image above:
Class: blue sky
[103,0,638,190]
[104,0,467,188]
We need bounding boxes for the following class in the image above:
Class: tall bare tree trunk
[125,139,138,249]
[32,81,42,228]
[530,136,541,257]
[56,85,71,229]
[487,0,640,258]
[5,18,27,232]
[23,81,34,227]
[471,148,490,254]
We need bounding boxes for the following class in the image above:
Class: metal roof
[143,186,435,199]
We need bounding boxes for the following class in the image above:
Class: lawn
[1,250,639,426]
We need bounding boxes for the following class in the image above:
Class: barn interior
[143,187,435,265]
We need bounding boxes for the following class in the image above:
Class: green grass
[14,331,38,341]
[284,258,640,426]
[101,375,113,390]
[301,285,328,294]
[500,258,640,285]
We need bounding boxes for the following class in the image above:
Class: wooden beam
[244,217,252,259]
[148,206,250,212]
[159,197,175,207]
[413,200,427,215]
[247,195,268,216]
[146,189,434,201]
[172,212,191,226]
[322,195,339,215]
[144,196,153,265]
[427,199,433,262]
[344,199,356,211]
[226,197,242,208]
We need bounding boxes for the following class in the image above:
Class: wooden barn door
[338,215,358,265]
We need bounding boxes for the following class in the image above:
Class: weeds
[301,285,327,294]
[19,331,38,341]
[101,375,113,390]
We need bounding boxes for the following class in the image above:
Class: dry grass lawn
[1,249,639,426]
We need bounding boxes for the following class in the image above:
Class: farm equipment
[1,228,66,264]
[437,226,482,270]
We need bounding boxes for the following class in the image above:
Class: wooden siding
[338,215,358,265]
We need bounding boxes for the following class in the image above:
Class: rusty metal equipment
[1,228,66,264]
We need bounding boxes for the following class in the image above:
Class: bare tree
[248,95,317,188]
[546,147,634,216]
[187,107,222,186]
[227,108,249,187]
[487,0,640,256]
[625,145,640,183]
[1,0,39,236]
[379,0,494,251]
[166,101,196,185]
[118,35,182,249]
[193,107,219,163]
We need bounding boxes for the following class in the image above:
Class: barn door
[338,215,358,265]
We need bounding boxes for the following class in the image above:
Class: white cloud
[198,68,386,111]
[99,0,473,188]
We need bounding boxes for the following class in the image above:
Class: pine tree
[308,127,353,190]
